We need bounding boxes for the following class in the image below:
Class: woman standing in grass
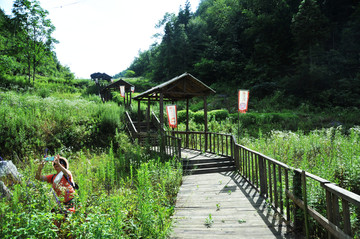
[35,154,76,212]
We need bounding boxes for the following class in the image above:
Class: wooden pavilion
[100,79,134,104]
[132,72,215,149]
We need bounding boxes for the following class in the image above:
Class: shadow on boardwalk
[171,171,299,239]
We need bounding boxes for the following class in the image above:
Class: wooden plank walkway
[171,149,294,238]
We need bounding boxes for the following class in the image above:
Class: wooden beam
[147,98,150,132]
[204,96,208,151]
[159,92,165,154]
[137,100,141,136]
[186,98,189,148]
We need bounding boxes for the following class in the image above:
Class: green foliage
[0,88,124,158]
[125,0,360,109]
[0,5,74,82]
[239,124,360,237]
[209,109,229,121]
[124,70,136,78]
[177,109,194,123]
[0,150,182,238]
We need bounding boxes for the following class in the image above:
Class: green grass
[0,150,182,238]
[0,90,124,158]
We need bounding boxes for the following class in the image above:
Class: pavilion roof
[100,79,134,92]
[133,72,215,102]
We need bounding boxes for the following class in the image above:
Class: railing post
[293,169,304,234]
[234,144,240,170]
[159,92,165,154]
[204,96,208,151]
[137,100,141,132]
[258,156,267,197]
[301,170,310,239]
[178,138,182,159]
[186,98,189,148]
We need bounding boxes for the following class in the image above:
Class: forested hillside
[126,0,360,108]
[0,1,74,84]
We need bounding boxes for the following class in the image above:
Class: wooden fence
[125,112,359,238]
[125,111,182,159]
[170,130,360,239]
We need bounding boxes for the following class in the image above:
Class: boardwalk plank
[171,151,294,238]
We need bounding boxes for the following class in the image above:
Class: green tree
[291,0,329,65]
[12,0,58,84]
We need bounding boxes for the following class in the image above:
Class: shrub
[177,110,194,123]
[208,109,229,121]
[193,110,205,124]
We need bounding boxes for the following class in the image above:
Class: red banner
[238,90,249,113]
[166,105,177,128]
[120,86,125,98]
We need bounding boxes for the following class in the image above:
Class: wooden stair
[182,156,236,175]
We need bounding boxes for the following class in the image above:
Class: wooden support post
[342,199,352,237]
[279,165,283,214]
[255,154,259,188]
[137,100,141,131]
[159,92,165,154]
[301,170,310,239]
[146,98,151,145]
[178,138,182,159]
[204,96,208,151]
[326,190,335,239]
[147,98,150,132]
[293,170,304,234]
[285,169,290,223]
[234,144,239,170]
[186,98,189,148]
[269,162,273,203]
[258,156,266,197]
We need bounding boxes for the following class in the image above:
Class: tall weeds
[0,91,124,158]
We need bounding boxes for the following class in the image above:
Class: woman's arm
[35,160,47,181]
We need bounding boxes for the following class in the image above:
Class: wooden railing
[171,131,234,157]
[126,115,359,238]
[125,111,182,159]
[160,133,182,159]
[169,130,359,238]
[125,111,138,139]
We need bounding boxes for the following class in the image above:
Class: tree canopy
[0,0,74,82]
[125,0,360,108]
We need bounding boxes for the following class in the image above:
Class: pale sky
[1,0,201,79]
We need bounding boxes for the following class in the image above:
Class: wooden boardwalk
[171,150,294,239]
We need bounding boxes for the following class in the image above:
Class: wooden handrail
[168,129,359,238]
[125,112,137,132]
[232,139,358,238]
[124,113,359,238]
[125,111,138,141]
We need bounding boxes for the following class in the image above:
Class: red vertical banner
[131,86,135,93]
[238,90,249,113]
[166,105,177,128]
[120,86,125,98]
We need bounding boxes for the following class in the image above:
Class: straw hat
[53,157,69,169]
